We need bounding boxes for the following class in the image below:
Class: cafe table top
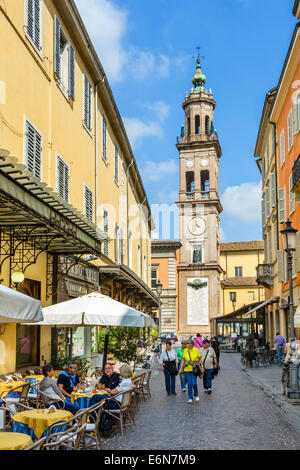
[0,432,32,451]
[12,409,73,440]
[0,381,26,397]
[71,389,108,404]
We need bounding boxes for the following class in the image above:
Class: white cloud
[144,101,170,123]
[122,117,163,147]
[75,0,128,82]
[128,49,171,81]
[221,182,261,223]
[141,159,178,183]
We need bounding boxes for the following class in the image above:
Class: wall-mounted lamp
[11,271,25,290]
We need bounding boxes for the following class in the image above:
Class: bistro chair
[82,400,105,450]
[0,405,16,431]
[105,390,135,436]
[43,423,87,450]
[131,376,141,413]
[77,370,88,382]
[36,390,65,410]
[23,436,47,450]
[47,408,89,437]
[142,369,152,398]
[0,382,31,407]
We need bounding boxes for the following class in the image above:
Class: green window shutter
[54,16,61,79]
[26,121,42,179]
[57,157,69,201]
[84,74,92,130]
[68,44,75,101]
[84,186,93,222]
[277,250,285,283]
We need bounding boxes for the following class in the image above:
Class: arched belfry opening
[205,115,210,135]
[201,170,210,194]
[195,115,200,135]
[186,171,195,193]
[187,117,191,136]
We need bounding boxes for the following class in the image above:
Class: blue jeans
[163,366,176,394]
[277,345,285,366]
[178,361,187,390]
[203,369,214,390]
[185,371,198,400]
[53,399,79,415]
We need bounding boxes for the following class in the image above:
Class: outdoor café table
[12,409,73,441]
[53,370,62,379]
[0,432,32,450]
[24,375,44,395]
[71,390,109,409]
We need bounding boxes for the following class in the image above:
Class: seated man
[40,364,79,415]
[99,363,120,394]
[57,361,80,403]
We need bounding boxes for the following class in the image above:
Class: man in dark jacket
[99,363,120,393]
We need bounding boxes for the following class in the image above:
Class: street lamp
[280,219,300,400]
[156,280,163,353]
[11,271,25,291]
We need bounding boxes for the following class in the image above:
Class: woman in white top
[159,341,178,396]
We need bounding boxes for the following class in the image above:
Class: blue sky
[76,0,297,242]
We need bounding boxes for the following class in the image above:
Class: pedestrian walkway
[232,353,300,433]
[104,353,300,450]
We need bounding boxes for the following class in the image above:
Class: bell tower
[176,58,222,336]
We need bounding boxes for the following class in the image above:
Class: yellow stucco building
[220,242,265,317]
[0,0,157,375]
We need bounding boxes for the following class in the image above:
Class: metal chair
[105,389,135,436]
[0,382,31,407]
[141,369,152,398]
[23,436,46,450]
[36,390,65,410]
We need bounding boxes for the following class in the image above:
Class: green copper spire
[192,58,206,88]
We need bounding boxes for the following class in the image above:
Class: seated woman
[245,345,257,368]
[39,364,79,415]
[90,364,133,410]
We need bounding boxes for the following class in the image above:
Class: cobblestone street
[104,353,300,451]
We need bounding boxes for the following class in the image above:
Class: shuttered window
[102,116,107,161]
[115,144,119,182]
[27,0,41,50]
[84,185,93,222]
[266,144,269,169]
[293,92,300,135]
[280,130,285,166]
[103,209,109,256]
[268,233,272,264]
[289,174,295,214]
[288,110,293,150]
[84,74,92,131]
[54,16,75,101]
[271,172,276,208]
[279,188,286,223]
[271,126,276,155]
[25,121,42,178]
[57,156,69,202]
[261,158,265,181]
[261,197,266,227]
[265,185,270,219]
[274,222,278,256]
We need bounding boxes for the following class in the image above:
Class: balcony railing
[256,264,274,288]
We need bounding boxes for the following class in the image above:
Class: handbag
[188,351,202,377]
[164,351,179,376]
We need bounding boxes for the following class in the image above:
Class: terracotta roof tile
[220,241,264,252]
[221,277,261,287]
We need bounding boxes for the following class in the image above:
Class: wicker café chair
[142,369,152,398]
[0,382,31,407]
[47,408,89,437]
[36,390,65,410]
[43,423,87,450]
[105,390,135,436]
[23,436,47,450]
[82,400,105,450]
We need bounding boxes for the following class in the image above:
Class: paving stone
[103,353,300,450]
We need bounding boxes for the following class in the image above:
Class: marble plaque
[187,277,209,326]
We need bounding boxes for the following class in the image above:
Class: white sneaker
[182,388,186,392]
[195,396,200,402]
[188,399,193,404]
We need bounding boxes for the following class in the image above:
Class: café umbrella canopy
[34,292,155,328]
[0,284,43,323]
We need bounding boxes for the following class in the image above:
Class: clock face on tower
[186,160,193,168]
[188,217,206,236]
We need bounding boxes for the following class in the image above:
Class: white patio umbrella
[0,284,43,323]
[34,292,155,328]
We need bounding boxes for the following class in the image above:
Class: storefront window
[72,327,85,356]
[16,325,34,367]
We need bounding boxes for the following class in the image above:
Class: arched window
[205,116,210,135]
[187,117,191,136]
[195,115,200,135]
[201,170,210,198]
[186,171,195,193]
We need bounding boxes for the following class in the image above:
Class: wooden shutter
[279,188,286,223]
[84,75,91,130]
[68,44,75,101]
[261,198,266,227]
[271,172,276,207]
[277,250,285,283]
[280,130,285,165]
[27,0,34,41]
[265,186,270,218]
[54,16,61,79]
[288,111,293,149]
[26,121,41,178]
[34,0,41,50]
[289,175,295,214]
[103,210,109,256]
[57,157,69,201]
[293,101,298,135]
[85,186,93,222]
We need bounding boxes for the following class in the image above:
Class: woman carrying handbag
[179,339,204,403]
[159,341,179,396]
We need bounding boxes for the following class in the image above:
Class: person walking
[179,339,204,403]
[274,332,286,367]
[177,340,188,392]
[159,341,178,396]
[210,336,220,369]
[200,339,218,395]
[194,333,203,350]
[245,343,257,368]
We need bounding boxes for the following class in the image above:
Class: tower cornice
[176,138,222,159]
